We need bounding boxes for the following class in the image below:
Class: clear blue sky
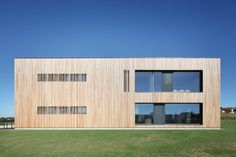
[0,0,236,117]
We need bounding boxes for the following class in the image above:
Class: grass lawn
[0,120,236,157]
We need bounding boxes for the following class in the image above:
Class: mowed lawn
[0,120,236,157]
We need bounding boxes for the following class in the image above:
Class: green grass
[0,120,236,157]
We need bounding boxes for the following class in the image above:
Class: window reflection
[173,72,201,92]
[135,72,153,92]
[135,103,202,125]
[161,72,173,92]
[135,104,153,124]
[165,104,202,124]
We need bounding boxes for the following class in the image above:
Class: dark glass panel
[161,72,173,92]
[154,72,161,92]
[135,72,153,92]
[165,103,201,124]
[135,104,153,124]
[173,72,201,92]
[153,104,165,124]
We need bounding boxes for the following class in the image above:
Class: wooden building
[14,58,220,129]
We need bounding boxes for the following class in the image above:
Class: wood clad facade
[14,58,220,128]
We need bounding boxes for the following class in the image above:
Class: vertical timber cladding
[14,58,220,128]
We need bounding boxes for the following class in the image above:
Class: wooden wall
[15,58,220,128]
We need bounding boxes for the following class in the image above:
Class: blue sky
[0,0,236,117]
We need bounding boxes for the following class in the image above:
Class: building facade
[15,58,220,129]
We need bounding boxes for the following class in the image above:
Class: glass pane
[135,104,153,124]
[161,72,173,92]
[165,104,201,124]
[173,72,201,92]
[135,72,153,92]
[153,104,165,124]
[154,72,161,92]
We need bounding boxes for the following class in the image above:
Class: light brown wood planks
[14,58,220,128]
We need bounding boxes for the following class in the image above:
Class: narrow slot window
[59,107,63,114]
[53,106,58,114]
[78,74,83,81]
[53,74,58,81]
[81,106,87,114]
[37,106,42,114]
[48,106,54,114]
[62,74,66,81]
[82,74,87,81]
[37,74,42,81]
[59,74,63,81]
[70,74,75,81]
[42,107,47,114]
[75,74,79,81]
[48,74,53,81]
[124,70,129,92]
[70,106,75,114]
[64,107,69,114]
[42,74,47,81]
[75,106,79,114]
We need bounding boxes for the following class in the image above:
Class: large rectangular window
[135,71,202,92]
[135,103,202,125]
